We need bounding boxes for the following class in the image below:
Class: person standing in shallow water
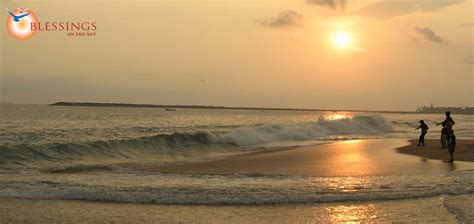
[436,111,455,148]
[447,130,456,163]
[415,120,429,146]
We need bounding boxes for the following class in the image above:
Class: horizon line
[50,101,419,114]
[2,101,473,114]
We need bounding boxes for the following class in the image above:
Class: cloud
[307,0,347,10]
[464,56,473,64]
[460,22,474,27]
[414,26,446,45]
[357,0,465,20]
[256,10,303,28]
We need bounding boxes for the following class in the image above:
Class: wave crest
[212,114,393,145]
[0,114,393,166]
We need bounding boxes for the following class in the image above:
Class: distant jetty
[50,102,341,112]
[50,102,227,110]
[416,104,474,115]
[50,102,473,115]
[49,102,410,113]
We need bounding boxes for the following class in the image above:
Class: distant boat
[165,108,177,111]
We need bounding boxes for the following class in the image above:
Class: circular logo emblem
[6,8,38,40]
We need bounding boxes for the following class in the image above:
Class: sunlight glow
[324,113,353,120]
[333,31,352,48]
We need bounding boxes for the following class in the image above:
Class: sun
[333,31,351,48]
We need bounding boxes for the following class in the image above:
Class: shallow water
[0,104,473,210]
[1,195,472,223]
[1,140,472,205]
[1,104,473,167]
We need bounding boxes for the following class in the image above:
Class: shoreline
[0,195,471,223]
[396,139,474,162]
[149,139,474,176]
[0,139,473,222]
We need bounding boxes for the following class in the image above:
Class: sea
[0,104,473,212]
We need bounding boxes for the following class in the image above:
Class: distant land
[50,102,414,113]
[49,102,474,114]
[416,104,474,115]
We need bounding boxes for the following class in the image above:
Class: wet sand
[396,139,474,162]
[1,139,473,223]
[1,195,472,223]
[153,139,474,176]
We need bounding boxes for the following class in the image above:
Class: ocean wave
[0,114,393,166]
[0,170,472,205]
[213,114,392,145]
[0,131,219,166]
[43,164,114,174]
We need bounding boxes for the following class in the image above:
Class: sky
[1,0,473,111]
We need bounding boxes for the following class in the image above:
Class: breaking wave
[0,114,393,166]
[213,114,392,145]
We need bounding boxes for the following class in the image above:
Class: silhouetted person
[447,130,456,163]
[415,120,429,146]
[436,111,455,148]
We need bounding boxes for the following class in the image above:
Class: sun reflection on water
[323,112,354,121]
[327,204,379,223]
[323,140,376,177]
[326,176,371,193]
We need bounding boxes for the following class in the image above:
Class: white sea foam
[0,170,472,205]
[0,115,394,166]
[211,114,393,145]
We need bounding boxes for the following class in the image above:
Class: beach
[3,0,473,221]
[1,195,472,223]
[1,139,473,223]
[396,139,474,162]
[1,105,473,222]
[154,139,474,176]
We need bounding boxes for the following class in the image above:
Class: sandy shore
[396,139,474,162]
[1,139,473,223]
[1,195,472,223]
[152,139,474,176]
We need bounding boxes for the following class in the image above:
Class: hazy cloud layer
[464,56,473,64]
[415,26,446,44]
[307,0,347,10]
[460,22,474,27]
[357,0,465,19]
[256,10,303,28]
